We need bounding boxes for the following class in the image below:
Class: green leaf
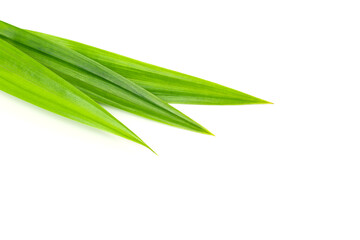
[2,39,202,134]
[0,20,211,135]
[29,30,271,105]
[0,37,153,152]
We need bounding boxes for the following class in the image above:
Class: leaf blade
[0,37,152,151]
[3,39,210,133]
[29,30,271,105]
[0,21,211,135]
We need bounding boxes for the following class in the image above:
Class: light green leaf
[2,39,203,133]
[0,38,153,152]
[0,20,211,135]
[29,31,271,105]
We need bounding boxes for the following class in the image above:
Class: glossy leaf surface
[0,21,210,135]
[0,38,152,151]
[30,31,270,105]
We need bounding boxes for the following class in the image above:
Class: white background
[0,0,359,239]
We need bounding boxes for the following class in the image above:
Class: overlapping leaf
[0,20,211,135]
[30,31,270,105]
[0,38,153,151]
[3,39,202,131]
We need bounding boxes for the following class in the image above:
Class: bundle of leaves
[0,20,271,153]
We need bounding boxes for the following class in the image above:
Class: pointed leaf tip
[0,37,149,149]
[29,30,271,106]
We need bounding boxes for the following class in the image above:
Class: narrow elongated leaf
[0,38,153,151]
[3,39,202,130]
[29,31,271,105]
[0,21,211,135]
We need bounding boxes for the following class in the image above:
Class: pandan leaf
[0,38,153,152]
[0,21,211,135]
[29,31,271,105]
[3,39,203,131]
